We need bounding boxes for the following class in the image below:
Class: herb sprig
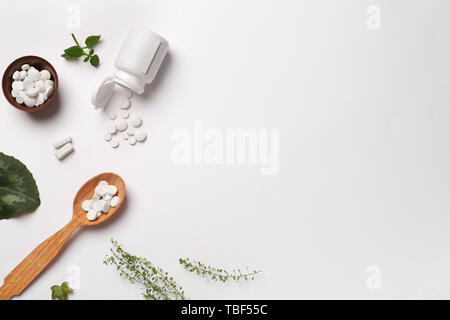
[179,258,261,283]
[61,33,101,67]
[104,239,185,300]
[51,281,73,300]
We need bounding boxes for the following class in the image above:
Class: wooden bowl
[2,56,58,112]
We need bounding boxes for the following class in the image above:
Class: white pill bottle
[92,26,169,109]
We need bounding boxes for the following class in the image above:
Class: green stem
[71,33,81,47]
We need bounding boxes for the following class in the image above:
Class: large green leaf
[0,153,40,220]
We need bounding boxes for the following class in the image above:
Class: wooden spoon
[0,172,125,300]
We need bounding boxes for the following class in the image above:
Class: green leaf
[84,56,90,62]
[0,153,40,220]
[64,46,84,57]
[85,35,101,48]
[89,54,100,67]
[51,282,73,300]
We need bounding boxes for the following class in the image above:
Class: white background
[1,0,450,299]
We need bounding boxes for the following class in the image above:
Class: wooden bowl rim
[2,55,59,112]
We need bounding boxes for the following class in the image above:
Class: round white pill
[104,132,112,141]
[135,129,147,142]
[82,200,91,211]
[16,95,24,104]
[11,90,18,98]
[98,181,108,187]
[129,114,142,127]
[115,118,128,131]
[106,185,117,196]
[110,138,119,148]
[26,87,39,98]
[103,193,113,201]
[102,201,111,213]
[128,136,137,145]
[28,67,41,81]
[110,196,120,207]
[92,193,101,201]
[122,132,129,140]
[44,79,54,87]
[12,71,20,80]
[44,85,53,98]
[12,80,23,91]
[23,96,36,108]
[87,209,98,221]
[96,211,102,218]
[22,79,33,90]
[95,185,107,197]
[106,123,117,134]
[19,71,26,80]
[21,64,30,71]
[34,80,44,92]
[120,98,130,109]
[94,199,106,212]
[108,112,116,120]
[127,127,135,136]
[120,110,129,119]
[40,70,51,80]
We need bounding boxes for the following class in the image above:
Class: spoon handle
[0,218,79,300]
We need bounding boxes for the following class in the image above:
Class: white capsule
[12,80,23,91]
[11,89,18,98]
[87,209,98,221]
[121,132,129,140]
[28,67,41,81]
[108,112,116,120]
[21,64,30,71]
[19,70,27,79]
[120,98,130,109]
[95,185,107,197]
[25,87,39,98]
[44,85,53,98]
[128,136,137,145]
[106,185,117,196]
[126,127,135,136]
[110,138,119,148]
[52,136,72,149]
[44,79,54,87]
[54,142,74,160]
[12,71,20,80]
[110,196,120,207]
[40,69,51,80]
[135,129,147,142]
[96,211,102,218]
[35,94,45,106]
[23,95,36,108]
[115,118,128,131]
[98,180,108,187]
[129,114,142,127]
[106,123,117,134]
[104,132,112,142]
[22,79,33,90]
[82,200,91,211]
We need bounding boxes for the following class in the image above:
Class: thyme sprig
[179,258,261,283]
[104,239,185,300]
